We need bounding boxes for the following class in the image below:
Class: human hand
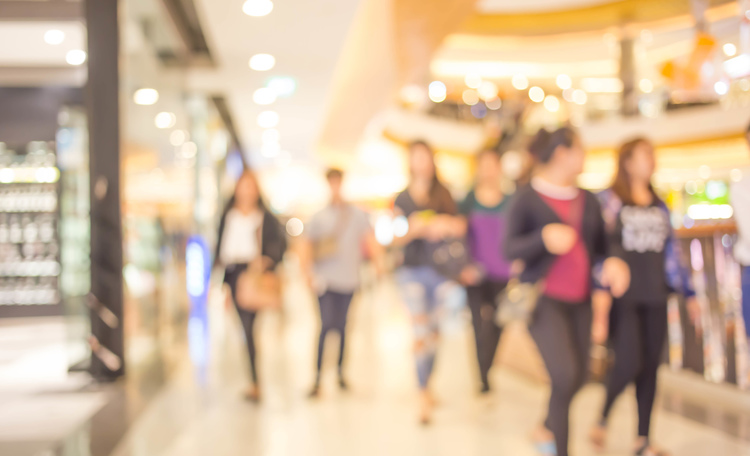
[541,223,577,255]
[601,257,630,298]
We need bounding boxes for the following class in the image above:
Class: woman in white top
[214,170,287,402]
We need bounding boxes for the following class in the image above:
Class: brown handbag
[236,215,283,310]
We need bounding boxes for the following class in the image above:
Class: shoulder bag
[236,214,283,310]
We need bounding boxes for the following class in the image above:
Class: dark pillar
[620,36,638,117]
[85,0,125,380]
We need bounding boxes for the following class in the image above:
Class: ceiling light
[170,130,188,146]
[262,128,280,143]
[465,73,482,89]
[573,89,588,105]
[478,81,498,101]
[249,54,275,71]
[486,97,502,110]
[724,43,737,57]
[253,88,276,105]
[528,86,545,103]
[267,76,296,97]
[428,81,447,103]
[714,81,729,95]
[639,79,654,94]
[556,74,572,90]
[155,112,177,129]
[66,50,87,66]
[512,74,529,90]
[723,54,750,79]
[44,29,65,45]
[581,77,623,93]
[257,111,279,128]
[544,95,560,112]
[133,88,159,105]
[243,0,273,17]
[462,89,479,106]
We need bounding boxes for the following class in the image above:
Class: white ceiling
[187,0,363,166]
[477,0,615,14]
[0,21,85,66]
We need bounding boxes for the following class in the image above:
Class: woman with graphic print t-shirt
[590,138,697,456]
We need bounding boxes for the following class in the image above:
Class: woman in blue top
[591,138,698,456]
[458,149,513,394]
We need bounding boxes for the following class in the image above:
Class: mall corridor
[92,275,749,456]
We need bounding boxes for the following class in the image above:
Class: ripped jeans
[397,265,461,389]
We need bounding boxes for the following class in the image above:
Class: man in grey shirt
[302,168,383,397]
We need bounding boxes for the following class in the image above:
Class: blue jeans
[743,266,750,338]
[397,265,454,389]
[314,290,354,381]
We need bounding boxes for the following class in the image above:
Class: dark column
[85,0,125,380]
[619,36,638,117]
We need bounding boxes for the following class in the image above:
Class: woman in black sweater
[504,128,630,456]
[214,170,287,402]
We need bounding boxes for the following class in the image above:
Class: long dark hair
[230,168,268,212]
[408,140,454,210]
[611,137,658,205]
[528,127,578,164]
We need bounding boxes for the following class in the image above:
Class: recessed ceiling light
[253,88,277,105]
[44,29,65,45]
[257,111,279,128]
[249,54,275,71]
[262,128,280,143]
[133,88,159,105]
[243,0,273,17]
[66,50,87,66]
[267,76,296,97]
[155,112,177,129]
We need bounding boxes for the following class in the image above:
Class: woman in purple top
[458,149,513,394]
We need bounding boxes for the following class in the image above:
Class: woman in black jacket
[215,169,287,402]
[504,127,630,456]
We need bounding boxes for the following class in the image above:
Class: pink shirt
[538,192,591,303]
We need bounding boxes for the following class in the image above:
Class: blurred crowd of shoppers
[213,122,750,456]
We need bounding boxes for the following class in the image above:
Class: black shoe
[338,377,349,391]
[480,383,491,395]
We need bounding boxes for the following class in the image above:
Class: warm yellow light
[253,88,277,105]
[724,43,737,57]
[512,74,529,90]
[581,77,623,93]
[478,81,498,101]
[462,89,479,106]
[155,112,176,129]
[529,86,545,103]
[429,81,447,103]
[486,97,502,110]
[66,50,87,66]
[465,73,482,89]
[44,29,65,45]
[544,95,560,112]
[556,74,572,90]
[573,89,588,105]
[639,79,654,94]
[133,88,159,106]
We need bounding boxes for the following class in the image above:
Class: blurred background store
[0,0,750,455]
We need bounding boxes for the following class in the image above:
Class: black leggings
[314,290,354,381]
[529,296,592,456]
[601,302,668,438]
[466,279,507,389]
[225,264,259,384]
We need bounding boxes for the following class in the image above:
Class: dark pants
[225,264,259,384]
[601,302,668,438]
[314,290,354,381]
[529,296,592,456]
[467,279,507,389]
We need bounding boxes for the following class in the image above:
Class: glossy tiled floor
[108,278,750,456]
